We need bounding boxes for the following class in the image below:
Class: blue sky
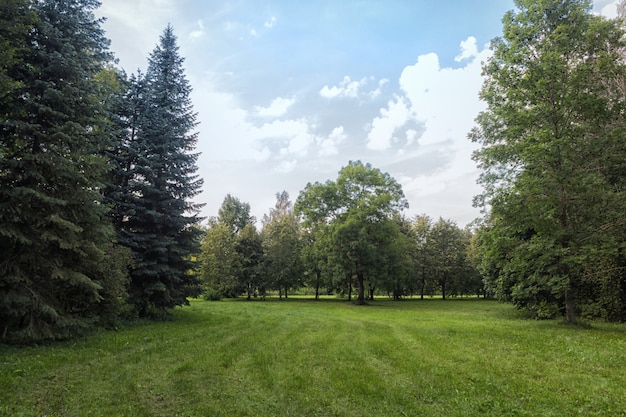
[97,0,619,226]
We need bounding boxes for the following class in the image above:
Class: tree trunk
[441,275,446,300]
[420,265,426,300]
[315,269,321,300]
[368,284,375,301]
[565,289,577,324]
[347,274,352,302]
[355,271,366,305]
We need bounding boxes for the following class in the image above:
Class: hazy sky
[96,0,620,227]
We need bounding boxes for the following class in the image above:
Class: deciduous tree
[471,0,626,322]
[262,192,303,298]
[296,161,408,304]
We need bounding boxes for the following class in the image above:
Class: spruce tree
[111,26,204,315]
[0,0,127,342]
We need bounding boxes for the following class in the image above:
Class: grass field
[1,297,625,417]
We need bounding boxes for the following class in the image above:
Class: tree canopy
[471,0,626,322]
[296,161,409,304]
[0,0,127,342]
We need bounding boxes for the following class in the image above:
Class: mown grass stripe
[1,298,625,417]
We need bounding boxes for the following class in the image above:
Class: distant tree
[200,220,242,299]
[262,192,303,298]
[455,228,485,297]
[411,215,436,299]
[0,0,130,342]
[237,223,265,300]
[299,225,332,300]
[218,193,255,234]
[373,215,415,301]
[471,0,626,322]
[200,196,260,299]
[296,161,408,304]
[428,219,464,300]
[109,26,204,315]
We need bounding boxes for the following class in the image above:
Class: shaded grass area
[1,298,626,416]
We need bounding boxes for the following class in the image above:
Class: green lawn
[1,298,625,417]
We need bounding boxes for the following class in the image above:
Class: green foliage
[472,0,626,322]
[237,223,265,300]
[106,26,203,316]
[199,195,261,299]
[200,221,242,298]
[0,0,34,121]
[0,0,129,343]
[262,192,304,297]
[296,161,408,304]
[218,193,255,234]
[2,299,625,416]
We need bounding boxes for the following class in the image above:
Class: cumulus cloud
[320,76,362,98]
[455,36,478,62]
[254,96,296,117]
[319,76,385,99]
[399,37,488,146]
[366,96,412,150]
[387,36,491,222]
[369,78,389,99]
[318,126,346,156]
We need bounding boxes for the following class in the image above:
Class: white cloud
[320,76,359,98]
[399,38,488,146]
[387,36,491,224]
[190,19,205,39]
[366,96,412,150]
[275,159,297,173]
[251,118,317,157]
[600,0,619,17]
[254,96,296,117]
[97,0,178,71]
[369,78,389,99]
[250,28,259,37]
[319,76,384,99]
[264,16,277,28]
[455,36,479,62]
[318,126,346,156]
[406,129,418,146]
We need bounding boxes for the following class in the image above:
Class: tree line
[1,0,202,343]
[2,0,626,344]
[176,0,626,324]
[200,164,482,305]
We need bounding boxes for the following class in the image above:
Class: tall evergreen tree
[110,26,204,315]
[0,0,128,342]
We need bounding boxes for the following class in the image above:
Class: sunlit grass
[1,298,625,416]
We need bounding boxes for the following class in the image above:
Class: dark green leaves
[472,0,626,322]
